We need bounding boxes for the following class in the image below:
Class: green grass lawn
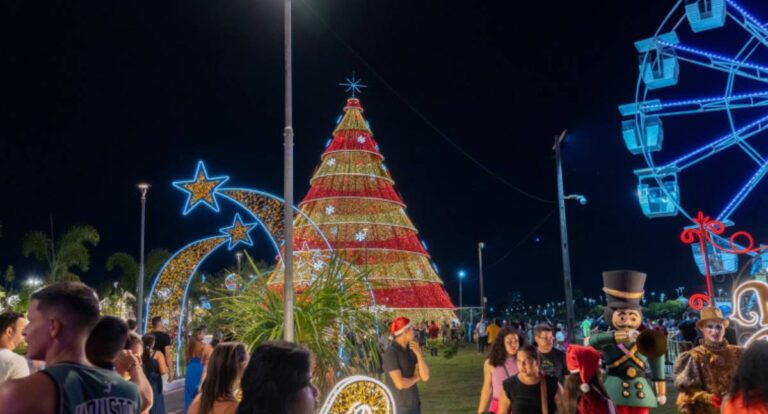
[418,344,679,414]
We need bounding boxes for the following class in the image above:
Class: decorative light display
[319,375,396,414]
[731,279,768,345]
[225,273,239,291]
[619,0,768,275]
[146,162,333,375]
[269,97,456,322]
[172,161,229,214]
[680,211,764,310]
[219,213,257,250]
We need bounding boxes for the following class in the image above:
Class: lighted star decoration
[219,213,258,250]
[339,72,367,98]
[173,161,229,215]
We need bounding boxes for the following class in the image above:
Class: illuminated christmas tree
[270,96,456,322]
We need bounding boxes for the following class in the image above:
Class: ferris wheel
[619,0,768,275]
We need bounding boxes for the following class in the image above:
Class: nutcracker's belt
[608,365,642,379]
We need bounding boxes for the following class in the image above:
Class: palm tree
[214,253,381,396]
[106,249,171,293]
[3,265,15,290]
[22,225,100,282]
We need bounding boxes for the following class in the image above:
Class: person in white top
[0,311,29,383]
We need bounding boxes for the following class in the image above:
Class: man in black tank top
[0,282,142,414]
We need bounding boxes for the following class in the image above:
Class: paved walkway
[164,380,184,413]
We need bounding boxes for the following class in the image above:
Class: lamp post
[283,0,295,342]
[137,182,150,334]
[236,251,243,275]
[478,242,485,317]
[553,129,585,342]
[457,270,466,309]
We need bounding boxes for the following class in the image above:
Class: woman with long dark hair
[497,344,563,414]
[477,327,525,413]
[722,341,768,413]
[188,342,248,414]
[236,341,318,414]
[141,334,167,414]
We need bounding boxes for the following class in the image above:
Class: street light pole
[478,242,485,317]
[282,0,295,342]
[137,183,150,334]
[554,130,577,342]
[457,270,466,309]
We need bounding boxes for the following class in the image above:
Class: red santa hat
[566,345,602,393]
[389,317,412,339]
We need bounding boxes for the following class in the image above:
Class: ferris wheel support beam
[718,158,768,221]
[620,92,768,118]
[663,112,768,170]
[661,42,768,83]
[726,0,768,40]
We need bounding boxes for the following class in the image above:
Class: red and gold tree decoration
[270,97,456,322]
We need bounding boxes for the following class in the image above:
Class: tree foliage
[643,300,687,320]
[105,249,171,293]
[21,225,100,282]
[212,254,380,397]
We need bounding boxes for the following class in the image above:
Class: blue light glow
[639,90,768,111]
[218,213,258,250]
[338,72,367,98]
[659,40,768,73]
[172,161,229,215]
[718,158,768,221]
[421,240,428,250]
[726,0,764,27]
[669,112,768,167]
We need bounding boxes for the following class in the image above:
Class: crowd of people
[5,279,768,414]
[0,281,320,414]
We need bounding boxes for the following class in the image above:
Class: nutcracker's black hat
[602,270,646,321]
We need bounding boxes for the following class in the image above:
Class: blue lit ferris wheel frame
[620,0,768,257]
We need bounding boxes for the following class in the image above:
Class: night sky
[3,1,768,307]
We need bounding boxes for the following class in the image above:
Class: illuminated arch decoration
[680,211,765,310]
[731,279,768,345]
[319,375,396,414]
[145,161,337,375]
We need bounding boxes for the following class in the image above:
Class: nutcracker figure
[588,270,667,414]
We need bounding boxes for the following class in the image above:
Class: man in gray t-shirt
[383,317,430,414]
[0,282,142,413]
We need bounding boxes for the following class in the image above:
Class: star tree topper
[219,213,257,250]
[339,72,366,98]
[173,161,229,214]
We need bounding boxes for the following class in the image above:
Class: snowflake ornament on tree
[354,230,368,242]
[325,205,336,215]
[327,158,336,167]
[356,135,366,144]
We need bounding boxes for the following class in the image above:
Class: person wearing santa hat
[560,345,616,414]
[382,316,430,414]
